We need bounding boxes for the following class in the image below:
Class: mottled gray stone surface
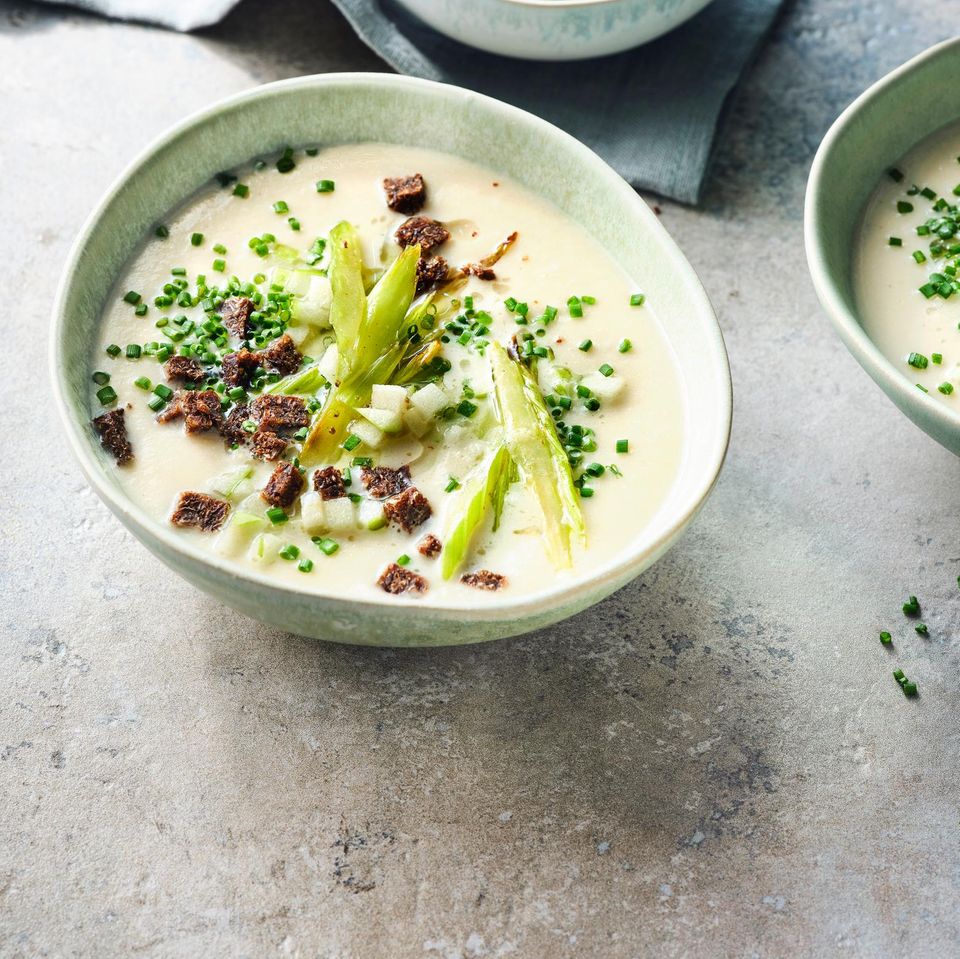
[1,1,958,956]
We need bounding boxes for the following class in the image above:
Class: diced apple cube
[347,418,384,450]
[356,406,403,434]
[409,382,449,417]
[357,499,386,531]
[248,532,283,565]
[300,491,326,535]
[370,383,409,414]
[403,407,433,437]
[323,496,356,531]
[318,343,339,382]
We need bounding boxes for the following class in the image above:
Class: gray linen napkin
[35,0,785,203]
[329,0,785,203]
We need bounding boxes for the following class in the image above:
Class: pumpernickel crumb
[258,334,301,376]
[251,394,308,433]
[417,534,442,558]
[394,215,450,254]
[164,355,205,383]
[220,296,254,338]
[383,173,427,214]
[383,486,432,533]
[378,563,428,595]
[261,461,304,508]
[415,255,449,296]
[220,349,260,389]
[221,403,252,447]
[250,430,287,461]
[170,491,229,531]
[461,570,507,591]
[360,465,411,499]
[91,408,133,465]
[158,389,223,434]
[313,466,346,500]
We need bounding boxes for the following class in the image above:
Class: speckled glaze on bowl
[805,38,960,455]
[393,0,716,61]
[51,73,731,647]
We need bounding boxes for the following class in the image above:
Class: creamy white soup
[90,143,684,603]
[855,121,960,402]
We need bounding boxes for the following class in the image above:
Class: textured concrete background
[2,1,958,956]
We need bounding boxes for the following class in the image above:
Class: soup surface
[91,143,684,605]
[855,120,960,403]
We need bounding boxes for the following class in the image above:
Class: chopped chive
[266,507,288,525]
[581,295,596,305]
[212,258,226,273]
[916,384,929,393]
[616,439,629,454]
[599,363,614,377]
[147,395,166,412]
[578,339,593,352]
[190,232,204,247]
[920,186,936,200]
[315,179,335,193]
[445,477,460,493]
[887,168,904,182]
[912,250,927,264]
[578,487,594,498]
[888,236,902,246]
[153,384,173,400]
[213,243,227,255]
[273,200,289,214]
[938,382,954,395]
[457,399,478,418]
[134,376,152,390]
[907,352,929,369]
[155,225,169,239]
[276,147,296,174]
[125,344,142,359]
[902,680,918,697]
[584,462,605,477]
[170,266,186,276]
[122,290,141,305]
[287,217,301,231]
[298,558,313,573]
[932,352,943,364]
[306,147,319,157]
[879,631,892,646]
[567,295,583,318]
[134,303,148,317]
[584,397,600,411]
[279,544,300,561]
[618,339,632,353]
[902,595,920,616]
[105,344,122,357]
[96,385,117,405]
[893,668,906,683]
[915,622,928,635]
[92,371,110,386]
[630,293,645,307]
[897,200,914,214]
[342,433,361,452]
[314,537,339,556]
[232,183,249,198]
[397,554,411,567]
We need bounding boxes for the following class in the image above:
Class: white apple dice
[370,383,408,413]
[580,371,625,403]
[355,406,403,434]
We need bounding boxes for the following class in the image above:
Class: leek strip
[489,342,585,569]
[441,444,514,580]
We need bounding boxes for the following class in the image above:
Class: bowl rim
[51,71,731,624]
[805,36,960,441]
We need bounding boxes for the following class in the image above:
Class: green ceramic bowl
[805,38,960,454]
[51,74,731,647]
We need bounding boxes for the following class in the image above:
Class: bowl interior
[53,74,730,623]
[806,38,960,452]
